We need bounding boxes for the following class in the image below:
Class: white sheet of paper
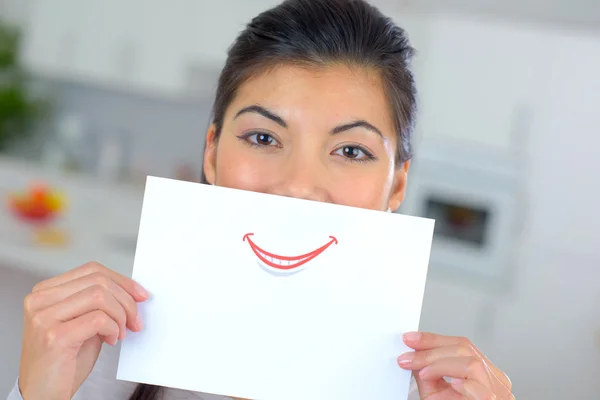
[117,176,434,400]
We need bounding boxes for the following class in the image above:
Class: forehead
[226,64,396,136]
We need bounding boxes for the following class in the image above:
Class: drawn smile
[243,233,338,275]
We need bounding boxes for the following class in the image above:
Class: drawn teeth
[261,253,283,265]
[256,250,314,267]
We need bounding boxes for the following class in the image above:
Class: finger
[404,333,499,377]
[398,344,474,370]
[48,310,120,348]
[403,332,474,351]
[32,261,148,302]
[419,357,492,387]
[403,333,512,393]
[37,285,128,340]
[28,272,142,332]
[451,378,495,400]
[413,372,454,400]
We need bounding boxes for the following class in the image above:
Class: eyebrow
[330,120,384,139]
[234,105,384,140]
[234,105,287,128]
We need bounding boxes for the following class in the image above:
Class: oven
[398,139,525,291]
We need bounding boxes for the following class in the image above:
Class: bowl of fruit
[6,182,68,246]
[8,183,66,224]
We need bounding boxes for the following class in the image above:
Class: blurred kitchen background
[1,0,599,398]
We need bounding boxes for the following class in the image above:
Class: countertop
[0,156,146,279]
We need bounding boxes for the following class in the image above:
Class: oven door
[399,159,520,289]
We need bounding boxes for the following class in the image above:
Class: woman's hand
[18,262,148,400]
[398,332,514,399]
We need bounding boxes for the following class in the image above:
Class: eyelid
[332,142,377,158]
[330,144,378,164]
[237,130,283,148]
[240,128,280,139]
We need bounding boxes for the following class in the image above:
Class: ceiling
[377,0,600,31]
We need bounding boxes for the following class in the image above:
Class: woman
[9,0,514,399]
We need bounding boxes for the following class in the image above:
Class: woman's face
[203,64,409,211]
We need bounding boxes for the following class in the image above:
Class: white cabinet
[22,0,158,91]
[0,0,33,25]
[526,30,600,256]
[74,0,145,87]
[125,0,192,94]
[417,13,548,150]
[181,0,281,67]
[22,0,82,76]
[22,0,201,95]
[21,0,283,96]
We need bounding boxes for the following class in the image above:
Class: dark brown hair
[198,0,416,184]
[131,0,416,398]
[128,384,162,400]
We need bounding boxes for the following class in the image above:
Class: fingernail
[397,353,414,366]
[419,366,430,379]
[451,378,464,386]
[135,315,143,331]
[134,282,149,299]
[403,332,421,342]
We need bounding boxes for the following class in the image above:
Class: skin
[18,65,514,400]
[203,64,408,211]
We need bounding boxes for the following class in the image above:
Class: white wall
[507,32,600,397]
[414,15,600,399]
[526,30,600,255]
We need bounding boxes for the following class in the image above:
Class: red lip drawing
[243,233,338,275]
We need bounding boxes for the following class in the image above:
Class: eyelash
[237,131,282,149]
[332,144,377,163]
[237,132,377,163]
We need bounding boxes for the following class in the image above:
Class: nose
[268,162,331,203]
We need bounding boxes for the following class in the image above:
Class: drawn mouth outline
[243,233,338,270]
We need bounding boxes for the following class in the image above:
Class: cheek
[213,137,394,210]
[329,173,392,210]
[214,146,276,192]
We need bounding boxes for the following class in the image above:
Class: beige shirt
[8,343,420,399]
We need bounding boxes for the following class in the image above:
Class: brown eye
[342,146,360,159]
[331,144,377,163]
[256,133,274,145]
[238,131,282,148]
